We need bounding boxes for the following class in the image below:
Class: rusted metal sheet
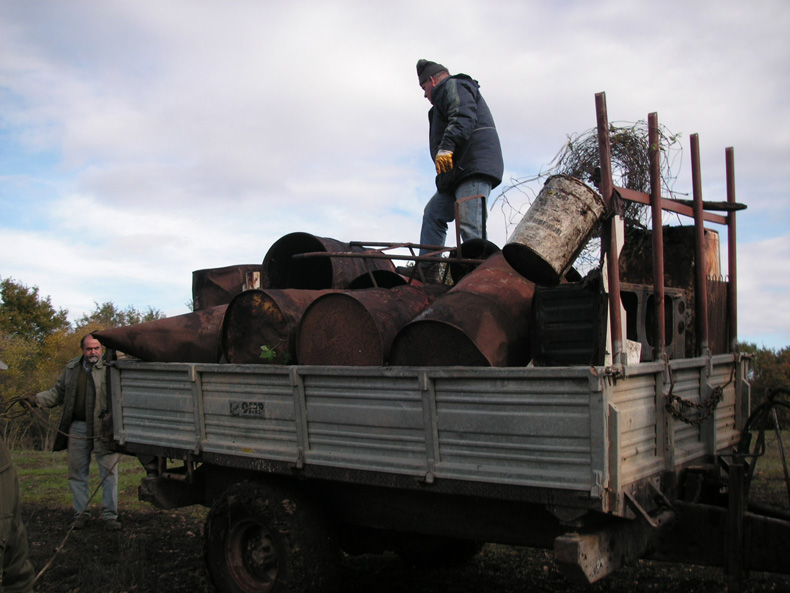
[503,175,605,286]
[262,232,396,289]
[192,264,261,310]
[390,253,536,367]
[296,284,448,366]
[221,288,332,364]
[94,305,227,363]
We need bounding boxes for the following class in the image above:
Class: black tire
[204,480,339,593]
[395,535,484,568]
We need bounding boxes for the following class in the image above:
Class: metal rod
[726,147,738,351]
[595,91,625,366]
[648,112,666,358]
[690,133,710,355]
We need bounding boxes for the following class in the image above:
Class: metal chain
[664,360,735,426]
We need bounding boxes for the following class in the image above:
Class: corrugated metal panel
[610,372,662,483]
[669,364,706,466]
[117,366,197,449]
[433,373,596,490]
[200,369,298,460]
[302,372,428,474]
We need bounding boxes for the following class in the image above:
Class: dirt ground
[22,501,790,593]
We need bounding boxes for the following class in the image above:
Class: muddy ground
[22,501,789,593]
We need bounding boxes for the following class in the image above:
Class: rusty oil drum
[389,252,535,367]
[192,264,262,310]
[296,284,448,366]
[503,175,605,285]
[221,288,333,364]
[262,232,396,290]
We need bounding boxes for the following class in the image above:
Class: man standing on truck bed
[25,335,121,531]
[408,59,504,283]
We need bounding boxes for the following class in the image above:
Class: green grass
[14,449,152,513]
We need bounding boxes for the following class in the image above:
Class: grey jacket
[35,356,111,455]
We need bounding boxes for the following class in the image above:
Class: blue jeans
[67,421,119,521]
[419,176,491,258]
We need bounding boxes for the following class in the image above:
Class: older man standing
[26,334,120,531]
[413,59,504,282]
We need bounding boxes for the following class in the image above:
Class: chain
[664,359,735,426]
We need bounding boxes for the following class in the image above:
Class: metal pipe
[648,112,666,358]
[690,134,710,355]
[726,147,738,351]
[94,305,227,363]
[595,92,626,366]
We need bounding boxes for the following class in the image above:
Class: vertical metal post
[595,92,625,366]
[648,113,666,359]
[727,459,744,592]
[690,134,710,356]
[726,147,738,352]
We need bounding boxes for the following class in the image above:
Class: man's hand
[23,395,38,409]
[435,150,454,174]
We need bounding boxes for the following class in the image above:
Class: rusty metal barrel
[347,269,409,289]
[221,288,333,364]
[192,264,261,310]
[262,232,396,290]
[389,253,535,367]
[448,238,500,283]
[93,305,227,363]
[503,175,605,285]
[296,284,448,366]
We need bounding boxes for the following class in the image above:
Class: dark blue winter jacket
[428,74,504,193]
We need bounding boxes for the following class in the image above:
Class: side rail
[111,362,615,508]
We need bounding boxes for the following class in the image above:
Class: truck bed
[109,353,747,518]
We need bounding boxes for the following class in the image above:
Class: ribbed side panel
[610,373,662,482]
[200,370,297,460]
[117,367,196,449]
[433,375,595,489]
[303,373,427,474]
[711,358,740,451]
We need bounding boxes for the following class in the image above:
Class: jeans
[67,421,119,521]
[419,176,491,258]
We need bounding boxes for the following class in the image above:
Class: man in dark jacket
[414,59,504,281]
[26,335,120,531]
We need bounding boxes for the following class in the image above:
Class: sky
[1,0,788,350]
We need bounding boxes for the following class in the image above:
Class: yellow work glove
[435,150,454,174]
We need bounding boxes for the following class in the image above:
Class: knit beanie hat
[416,59,447,85]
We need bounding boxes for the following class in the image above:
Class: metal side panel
[198,366,298,461]
[430,368,602,491]
[711,355,741,452]
[300,369,428,475]
[667,362,707,466]
[609,370,663,485]
[113,364,197,449]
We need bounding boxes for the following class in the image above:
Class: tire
[204,480,339,593]
[395,535,484,568]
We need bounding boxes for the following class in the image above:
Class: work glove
[435,150,454,174]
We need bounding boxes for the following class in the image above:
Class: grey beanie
[416,59,447,85]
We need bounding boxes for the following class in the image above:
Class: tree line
[1,277,787,450]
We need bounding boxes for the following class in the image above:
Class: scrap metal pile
[95,175,607,368]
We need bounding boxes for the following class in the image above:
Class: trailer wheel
[204,480,338,593]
